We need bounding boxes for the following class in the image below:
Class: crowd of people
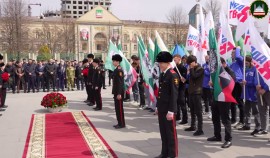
[0,47,269,157]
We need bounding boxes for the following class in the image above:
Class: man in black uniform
[173,54,188,124]
[25,59,37,93]
[112,54,125,129]
[45,59,57,92]
[92,58,103,111]
[207,57,235,148]
[100,60,106,89]
[0,63,8,112]
[87,54,95,106]
[155,51,179,158]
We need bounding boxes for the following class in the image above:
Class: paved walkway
[0,86,270,158]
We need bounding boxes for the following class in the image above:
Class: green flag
[209,28,222,101]
[180,44,190,56]
[154,31,168,61]
[147,37,155,66]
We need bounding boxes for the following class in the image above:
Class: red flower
[41,92,67,108]
[2,72,9,82]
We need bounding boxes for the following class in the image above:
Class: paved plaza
[0,86,269,158]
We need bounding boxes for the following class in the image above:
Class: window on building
[84,6,86,9]
[73,6,77,9]
[78,1,82,4]
[123,34,129,42]
[82,43,87,51]
[107,7,109,10]
[67,5,70,9]
[84,1,88,4]
[89,2,93,5]
[123,45,127,51]
[79,6,82,9]
[73,16,77,18]
[73,1,76,4]
[101,2,104,5]
[66,1,71,4]
[97,44,102,51]
[79,11,83,14]
[91,7,93,9]
[134,44,137,51]
[73,11,77,14]
[95,2,98,5]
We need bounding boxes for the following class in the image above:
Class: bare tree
[205,0,221,23]
[0,0,29,60]
[166,6,188,44]
[61,17,75,59]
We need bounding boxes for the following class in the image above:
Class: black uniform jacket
[92,66,103,89]
[156,68,179,113]
[112,65,124,95]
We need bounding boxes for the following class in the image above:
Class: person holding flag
[112,54,126,129]
[87,54,95,106]
[238,56,261,135]
[155,51,178,158]
[173,54,188,124]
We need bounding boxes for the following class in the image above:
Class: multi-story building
[61,0,112,18]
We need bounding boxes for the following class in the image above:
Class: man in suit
[35,61,45,92]
[45,59,57,92]
[75,61,84,91]
[57,60,66,91]
[25,59,36,93]
[4,61,16,93]
[155,51,179,158]
[112,54,125,129]
[92,58,103,111]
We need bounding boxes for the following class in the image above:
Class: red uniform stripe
[172,116,178,157]
[119,100,124,125]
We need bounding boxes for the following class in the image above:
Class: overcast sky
[26,0,268,32]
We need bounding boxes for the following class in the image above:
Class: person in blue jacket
[202,55,212,118]
[238,56,261,136]
[230,47,245,128]
[255,74,270,138]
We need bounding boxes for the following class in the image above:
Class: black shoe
[0,114,2,116]
[94,108,101,111]
[221,141,232,148]
[149,109,155,113]
[84,100,90,103]
[103,87,106,89]
[207,136,222,142]
[2,105,8,108]
[88,103,94,106]
[254,130,268,137]
[0,109,5,111]
[113,124,119,128]
[193,130,204,136]
[238,126,250,130]
[179,121,188,125]
[184,127,196,131]
[114,125,125,129]
[154,154,166,158]
[251,129,260,136]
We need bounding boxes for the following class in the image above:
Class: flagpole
[256,69,264,106]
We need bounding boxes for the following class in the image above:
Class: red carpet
[22,112,117,158]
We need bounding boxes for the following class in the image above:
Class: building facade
[61,0,111,18]
[0,5,188,62]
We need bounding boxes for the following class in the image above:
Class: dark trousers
[76,77,84,90]
[85,83,91,101]
[94,88,102,109]
[114,94,125,127]
[9,76,15,93]
[231,82,245,123]
[176,88,188,122]
[158,113,178,157]
[138,82,145,105]
[189,94,203,131]
[46,75,56,91]
[202,88,213,113]
[0,88,7,107]
[102,75,106,88]
[57,75,65,91]
[27,76,36,92]
[212,101,232,141]
[16,77,26,93]
[36,75,45,91]
[89,85,95,104]
[185,88,189,108]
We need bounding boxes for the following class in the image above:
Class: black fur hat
[156,51,173,63]
[87,54,94,59]
[112,54,122,62]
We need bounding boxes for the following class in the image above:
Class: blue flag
[172,44,185,57]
